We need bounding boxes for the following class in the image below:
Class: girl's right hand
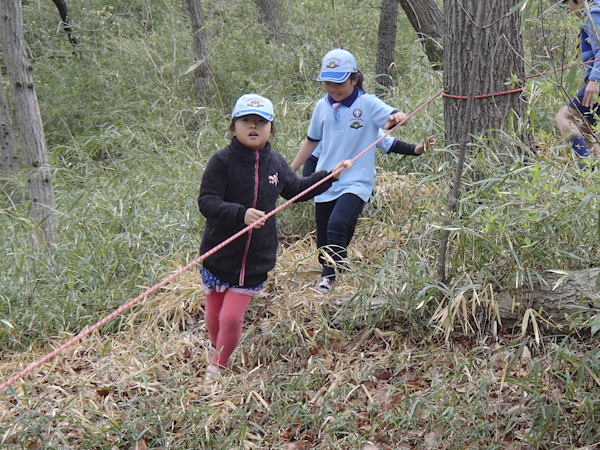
[583,80,600,108]
[332,160,352,180]
[245,208,266,228]
[385,111,408,130]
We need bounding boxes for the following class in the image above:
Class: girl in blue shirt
[291,48,434,292]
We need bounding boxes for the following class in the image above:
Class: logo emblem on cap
[326,61,340,68]
[248,100,262,107]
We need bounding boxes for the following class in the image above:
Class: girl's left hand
[385,111,408,130]
[415,136,435,155]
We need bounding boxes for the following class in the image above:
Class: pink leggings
[204,289,253,368]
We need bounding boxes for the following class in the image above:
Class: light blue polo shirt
[307,88,396,202]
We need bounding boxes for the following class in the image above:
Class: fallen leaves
[132,439,148,450]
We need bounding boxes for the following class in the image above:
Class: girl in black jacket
[198,94,351,382]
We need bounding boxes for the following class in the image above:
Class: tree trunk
[254,0,286,43]
[375,0,398,96]
[436,0,488,285]
[496,269,600,331]
[333,268,600,336]
[443,0,532,152]
[0,71,21,205]
[398,0,443,70]
[185,0,211,106]
[0,0,59,244]
[51,0,78,48]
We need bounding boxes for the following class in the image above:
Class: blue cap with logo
[317,49,358,83]
[231,94,274,122]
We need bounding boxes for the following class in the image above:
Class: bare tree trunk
[443,0,531,151]
[0,0,59,244]
[51,0,79,48]
[496,269,600,331]
[254,0,286,43]
[375,0,398,96]
[438,0,534,285]
[398,0,443,70]
[0,71,21,205]
[436,0,486,286]
[185,0,211,106]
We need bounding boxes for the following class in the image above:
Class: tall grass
[2,0,598,347]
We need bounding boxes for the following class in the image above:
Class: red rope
[2,55,598,391]
[442,87,525,100]
[526,56,600,80]
[2,94,447,391]
[2,173,336,391]
[350,90,443,162]
[443,57,600,100]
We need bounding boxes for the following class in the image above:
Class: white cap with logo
[317,49,358,83]
[231,94,274,122]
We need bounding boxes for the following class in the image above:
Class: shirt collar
[327,87,359,108]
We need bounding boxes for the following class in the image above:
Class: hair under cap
[231,94,274,122]
[317,48,358,83]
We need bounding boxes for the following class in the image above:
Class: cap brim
[317,72,351,83]
[232,110,274,122]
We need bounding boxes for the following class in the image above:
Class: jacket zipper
[239,149,260,285]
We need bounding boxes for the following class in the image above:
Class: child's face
[322,77,358,103]
[233,115,273,150]
[569,0,582,14]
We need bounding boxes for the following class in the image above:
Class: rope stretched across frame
[3,53,600,391]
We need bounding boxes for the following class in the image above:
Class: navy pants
[315,193,365,279]
[569,81,600,126]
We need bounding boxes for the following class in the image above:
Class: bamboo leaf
[181,59,205,76]
[521,309,530,338]
[575,193,594,215]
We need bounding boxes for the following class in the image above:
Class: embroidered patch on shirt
[350,121,363,129]
[268,173,279,185]
[353,108,362,117]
